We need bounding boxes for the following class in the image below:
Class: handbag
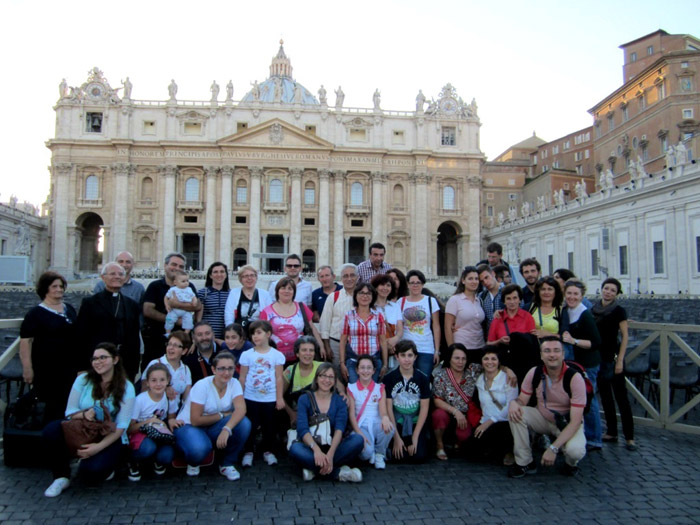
[298,302,313,336]
[61,401,116,457]
[445,368,482,430]
[140,422,175,444]
[305,392,332,447]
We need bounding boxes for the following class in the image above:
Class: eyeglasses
[216,366,235,372]
[286,264,301,268]
[357,291,372,296]
[408,281,422,286]
[341,274,357,279]
[318,374,335,380]
[167,342,184,349]
[92,355,113,362]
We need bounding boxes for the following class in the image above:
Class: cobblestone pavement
[1,425,699,525]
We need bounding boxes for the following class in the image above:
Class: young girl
[347,355,394,469]
[221,323,254,378]
[143,331,192,408]
[127,364,181,481]
[238,320,285,467]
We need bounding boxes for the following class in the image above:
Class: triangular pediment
[218,119,334,149]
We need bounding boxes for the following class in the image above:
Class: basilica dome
[241,41,319,105]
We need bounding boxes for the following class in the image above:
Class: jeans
[583,365,603,447]
[288,433,364,478]
[174,416,251,466]
[345,354,383,384]
[415,353,435,378]
[598,361,634,441]
[131,437,175,465]
[355,418,395,461]
[42,419,123,483]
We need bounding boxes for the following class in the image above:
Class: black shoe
[153,462,166,476]
[128,464,141,482]
[561,463,579,477]
[508,461,537,478]
[602,435,618,443]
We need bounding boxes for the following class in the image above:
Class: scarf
[566,302,587,325]
[591,299,618,320]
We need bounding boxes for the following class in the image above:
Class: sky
[2,0,699,207]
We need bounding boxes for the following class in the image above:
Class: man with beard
[183,321,222,383]
[519,258,542,311]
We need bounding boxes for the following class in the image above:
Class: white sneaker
[105,471,115,481]
[338,465,363,483]
[241,452,254,468]
[374,454,386,470]
[302,468,315,481]
[186,465,200,477]
[263,452,278,466]
[44,477,70,498]
[219,465,241,481]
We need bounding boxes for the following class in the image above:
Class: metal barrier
[626,321,700,434]
[0,319,21,373]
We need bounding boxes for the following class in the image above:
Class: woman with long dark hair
[42,343,135,497]
[529,276,564,338]
[196,262,231,341]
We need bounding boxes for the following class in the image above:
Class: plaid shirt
[342,309,386,356]
[356,260,392,283]
[479,284,504,325]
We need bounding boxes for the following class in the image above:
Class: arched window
[442,185,455,210]
[85,175,98,200]
[141,177,153,201]
[236,179,248,204]
[393,184,404,208]
[303,249,316,272]
[269,179,283,203]
[139,236,152,260]
[233,248,247,269]
[185,177,199,201]
[304,181,315,205]
[351,182,363,206]
[393,241,404,266]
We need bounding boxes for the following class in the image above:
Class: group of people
[18,242,635,497]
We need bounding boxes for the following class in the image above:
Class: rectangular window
[630,52,637,62]
[564,140,571,150]
[237,122,248,132]
[86,112,103,133]
[441,127,456,146]
[351,219,363,227]
[653,241,664,274]
[142,121,156,134]
[622,106,629,122]
[595,124,602,139]
[304,217,315,226]
[619,245,629,275]
[304,187,315,205]
[591,249,599,276]
[235,216,246,224]
[486,205,494,217]
[683,109,694,119]
[567,252,574,273]
[236,186,247,204]
[552,145,559,155]
[647,45,654,55]
[184,122,202,135]
[349,128,367,141]
[486,192,494,200]
[576,165,582,175]
[639,95,646,111]
[184,216,197,223]
[574,151,583,161]
[661,136,668,152]
[642,144,648,161]
[392,130,405,144]
[608,116,614,132]
[585,149,590,159]
[1,239,6,255]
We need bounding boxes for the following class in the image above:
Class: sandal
[436,449,448,461]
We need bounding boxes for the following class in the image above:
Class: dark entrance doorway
[303,249,316,273]
[233,248,247,270]
[267,235,284,272]
[182,234,201,270]
[348,237,365,265]
[437,222,459,276]
[76,212,103,273]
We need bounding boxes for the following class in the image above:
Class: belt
[330,337,340,342]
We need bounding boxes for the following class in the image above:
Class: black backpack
[530,361,594,414]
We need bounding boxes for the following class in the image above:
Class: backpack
[530,361,594,414]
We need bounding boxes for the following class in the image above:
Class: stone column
[162,165,177,256]
[111,163,132,260]
[284,234,289,256]
[317,169,331,266]
[51,163,72,274]
[371,171,386,244]
[411,172,432,270]
[219,166,233,266]
[204,166,218,267]
[248,166,263,270]
[466,175,482,263]
[332,170,346,269]
[289,167,303,255]
[198,234,205,270]
[261,235,267,272]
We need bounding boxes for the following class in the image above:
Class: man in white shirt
[268,254,312,306]
[319,263,358,373]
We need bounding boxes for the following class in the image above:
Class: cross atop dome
[270,39,293,79]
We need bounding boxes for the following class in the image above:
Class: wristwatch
[549,444,559,454]
[574,339,579,346]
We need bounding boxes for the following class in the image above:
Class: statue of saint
[251,80,260,101]
[294,83,303,104]
[210,80,220,102]
[168,79,178,100]
[373,89,381,110]
[318,85,327,105]
[415,90,425,112]
[59,78,68,99]
[335,86,345,108]
[226,80,233,101]
[122,77,132,99]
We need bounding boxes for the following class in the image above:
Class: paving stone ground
[1,425,699,525]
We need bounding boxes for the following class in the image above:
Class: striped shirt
[196,287,230,339]
[342,309,386,356]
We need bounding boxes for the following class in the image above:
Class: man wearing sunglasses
[268,254,312,307]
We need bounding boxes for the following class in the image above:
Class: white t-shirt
[399,295,440,354]
[239,348,285,402]
[375,301,400,326]
[145,356,192,400]
[177,376,243,425]
[132,391,179,422]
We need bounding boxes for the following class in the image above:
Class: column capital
[161,165,178,178]
[289,167,303,179]
[220,165,234,177]
[331,169,346,180]
[318,168,331,181]
[112,162,134,176]
[54,162,73,175]
[248,166,264,178]
[467,175,481,188]
[371,171,387,182]
[204,165,219,177]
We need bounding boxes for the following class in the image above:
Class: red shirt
[487,308,536,342]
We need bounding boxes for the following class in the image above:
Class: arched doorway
[302,249,316,273]
[437,222,460,276]
[233,248,247,270]
[76,212,104,273]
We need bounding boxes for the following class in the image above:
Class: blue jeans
[346,354,383,384]
[288,433,364,478]
[415,353,435,378]
[174,416,251,466]
[584,365,602,447]
[132,437,175,465]
[42,419,123,483]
